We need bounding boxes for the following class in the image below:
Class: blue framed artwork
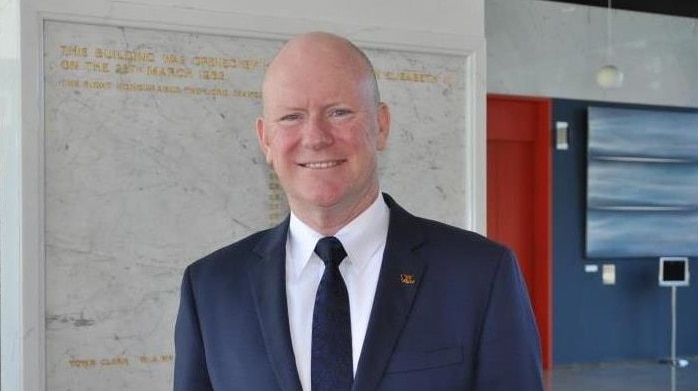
[586,106,698,258]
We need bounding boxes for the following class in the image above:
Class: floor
[544,358,698,391]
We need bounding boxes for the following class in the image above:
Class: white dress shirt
[285,195,390,391]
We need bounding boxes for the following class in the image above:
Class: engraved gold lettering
[267,169,286,225]
[100,357,129,366]
[375,70,439,84]
[55,44,266,99]
[184,87,227,96]
[156,85,181,94]
[206,88,228,96]
[117,83,157,92]
[199,70,225,80]
[269,213,283,222]
[60,45,88,57]
[68,353,175,369]
[192,56,237,68]
[163,54,186,64]
[146,66,192,78]
[59,79,80,88]
[181,87,260,98]
[60,60,79,71]
[115,63,143,75]
[139,354,174,364]
[84,61,110,73]
[184,87,205,95]
[96,49,155,62]
[69,359,96,368]
[239,59,264,70]
[139,355,154,364]
[115,83,182,94]
[83,80,112,89]
[232,90,261,99]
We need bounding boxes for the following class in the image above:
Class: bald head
[255,31,391,232]
[262,32,380,109]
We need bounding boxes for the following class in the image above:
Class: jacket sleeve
[472,248,544,391]
[174,266,214,391]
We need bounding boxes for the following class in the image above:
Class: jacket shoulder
[384,193,510,259]
[417,216,508,252]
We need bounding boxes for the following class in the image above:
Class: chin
[312,194,345,208]
[301,188,347,208]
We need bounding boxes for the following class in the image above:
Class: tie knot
[314,236,347,267]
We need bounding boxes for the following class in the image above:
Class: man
[174,32,543,391]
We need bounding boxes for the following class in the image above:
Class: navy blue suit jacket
[174,194,543,391]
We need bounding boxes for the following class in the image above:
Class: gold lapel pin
[400,274,416,285]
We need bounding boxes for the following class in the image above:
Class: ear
[375,102,390,151]
[256,117,273,165]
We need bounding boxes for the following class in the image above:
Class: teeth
[304,161,341,169]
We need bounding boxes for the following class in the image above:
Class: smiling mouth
[301,160,345,169]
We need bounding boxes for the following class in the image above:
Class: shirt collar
[287,194,390,278]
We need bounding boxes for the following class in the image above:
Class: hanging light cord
[606,0,613,61]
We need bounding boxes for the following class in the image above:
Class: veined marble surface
[487,0,698,107]
[44,21,467,390]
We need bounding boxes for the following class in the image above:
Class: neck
[291,190,380,236]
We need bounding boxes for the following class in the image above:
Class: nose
[301,114,333,150]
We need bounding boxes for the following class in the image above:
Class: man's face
[256,39,389,216]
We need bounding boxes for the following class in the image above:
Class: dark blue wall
[552,99,698,365]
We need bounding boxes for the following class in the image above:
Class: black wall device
[659,257,690,287]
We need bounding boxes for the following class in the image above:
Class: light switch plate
[556,121,569,150]
[602,264,616,285]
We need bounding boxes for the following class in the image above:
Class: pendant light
[596,0,623,88]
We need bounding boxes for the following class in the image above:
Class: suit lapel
[248,218,303,391]
[352,195,427,391]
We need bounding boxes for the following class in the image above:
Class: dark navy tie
[312,236,353,391]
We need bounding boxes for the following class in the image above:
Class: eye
[278,113,303,122]
[329,108,352,117]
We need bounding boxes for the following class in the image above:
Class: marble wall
[487,0,698,108]
[43,21,468,390]
[2,1,485,389]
